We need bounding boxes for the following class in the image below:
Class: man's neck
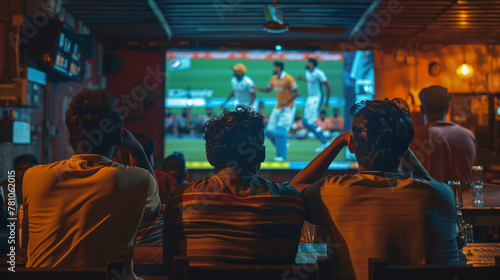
[424,113,446,124]
[74,149,115,160]
[214,165,259,175]
[358,165,399,174]
[73,153,111,160]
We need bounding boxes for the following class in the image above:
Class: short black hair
[132,131,156,158]
[307,58,318,67]
[65,89,123,154]
[320,110,326,115]
[14,154,38,168]
[419,85,452,115]
[273,61,284,71]
[350,98,414,170]
[202,105,265,169]
[163,152,186,184]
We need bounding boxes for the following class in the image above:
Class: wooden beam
[147,0,172,42]
[348,0,381,41]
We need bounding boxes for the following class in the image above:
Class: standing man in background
[297,58,332,153]
[220,63,256,110]
[410,85,477,184]
[256,61,299,161]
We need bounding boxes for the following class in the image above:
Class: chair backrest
[170,192,304,264]
[0,260,124,280]
[135,204,166,245]
[173,256,332,280]
[0,267,107,280]
[369,257,500,280]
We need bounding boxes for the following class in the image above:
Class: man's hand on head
[119,128,156,180]
[120,128,145,157]
[339,130,352,146]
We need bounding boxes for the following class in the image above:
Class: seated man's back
[24,155,158,277]
[164,167,303,264]
[23,90,160,280]
[303,172,458,280]
[292,98,460,280]
[162,106,304,278]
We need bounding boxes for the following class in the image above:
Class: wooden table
[463,243,500,266]
[3,243,500,279]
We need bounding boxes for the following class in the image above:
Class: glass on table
[471,166,484,207]
[465,224,474,243]
[448,180,463,208]
[457,211,467,249]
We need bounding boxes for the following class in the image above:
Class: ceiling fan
[198,0,346,34]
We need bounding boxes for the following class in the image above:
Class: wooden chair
[0,260,124,280]
[173,256,333,280]
[369,257,500,280]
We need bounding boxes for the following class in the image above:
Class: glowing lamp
[456,63,474,78]
[457,45,474,79]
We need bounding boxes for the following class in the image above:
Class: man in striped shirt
[162,105,304,278]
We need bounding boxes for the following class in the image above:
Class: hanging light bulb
[457,45,474,78]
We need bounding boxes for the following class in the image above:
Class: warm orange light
[456,63,474,78]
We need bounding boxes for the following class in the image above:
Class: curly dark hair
[65,89,123,154]
[202,105,265,169]
[350,98,414,170]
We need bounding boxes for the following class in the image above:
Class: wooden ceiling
[63,0,500,46]
[370,0,500,44]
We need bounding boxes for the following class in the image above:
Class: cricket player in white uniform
[297,58,332,153]
[220,63,256,110]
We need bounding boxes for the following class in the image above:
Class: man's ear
[348,134,355,154]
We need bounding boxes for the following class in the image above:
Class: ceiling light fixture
[457,45,474,78]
